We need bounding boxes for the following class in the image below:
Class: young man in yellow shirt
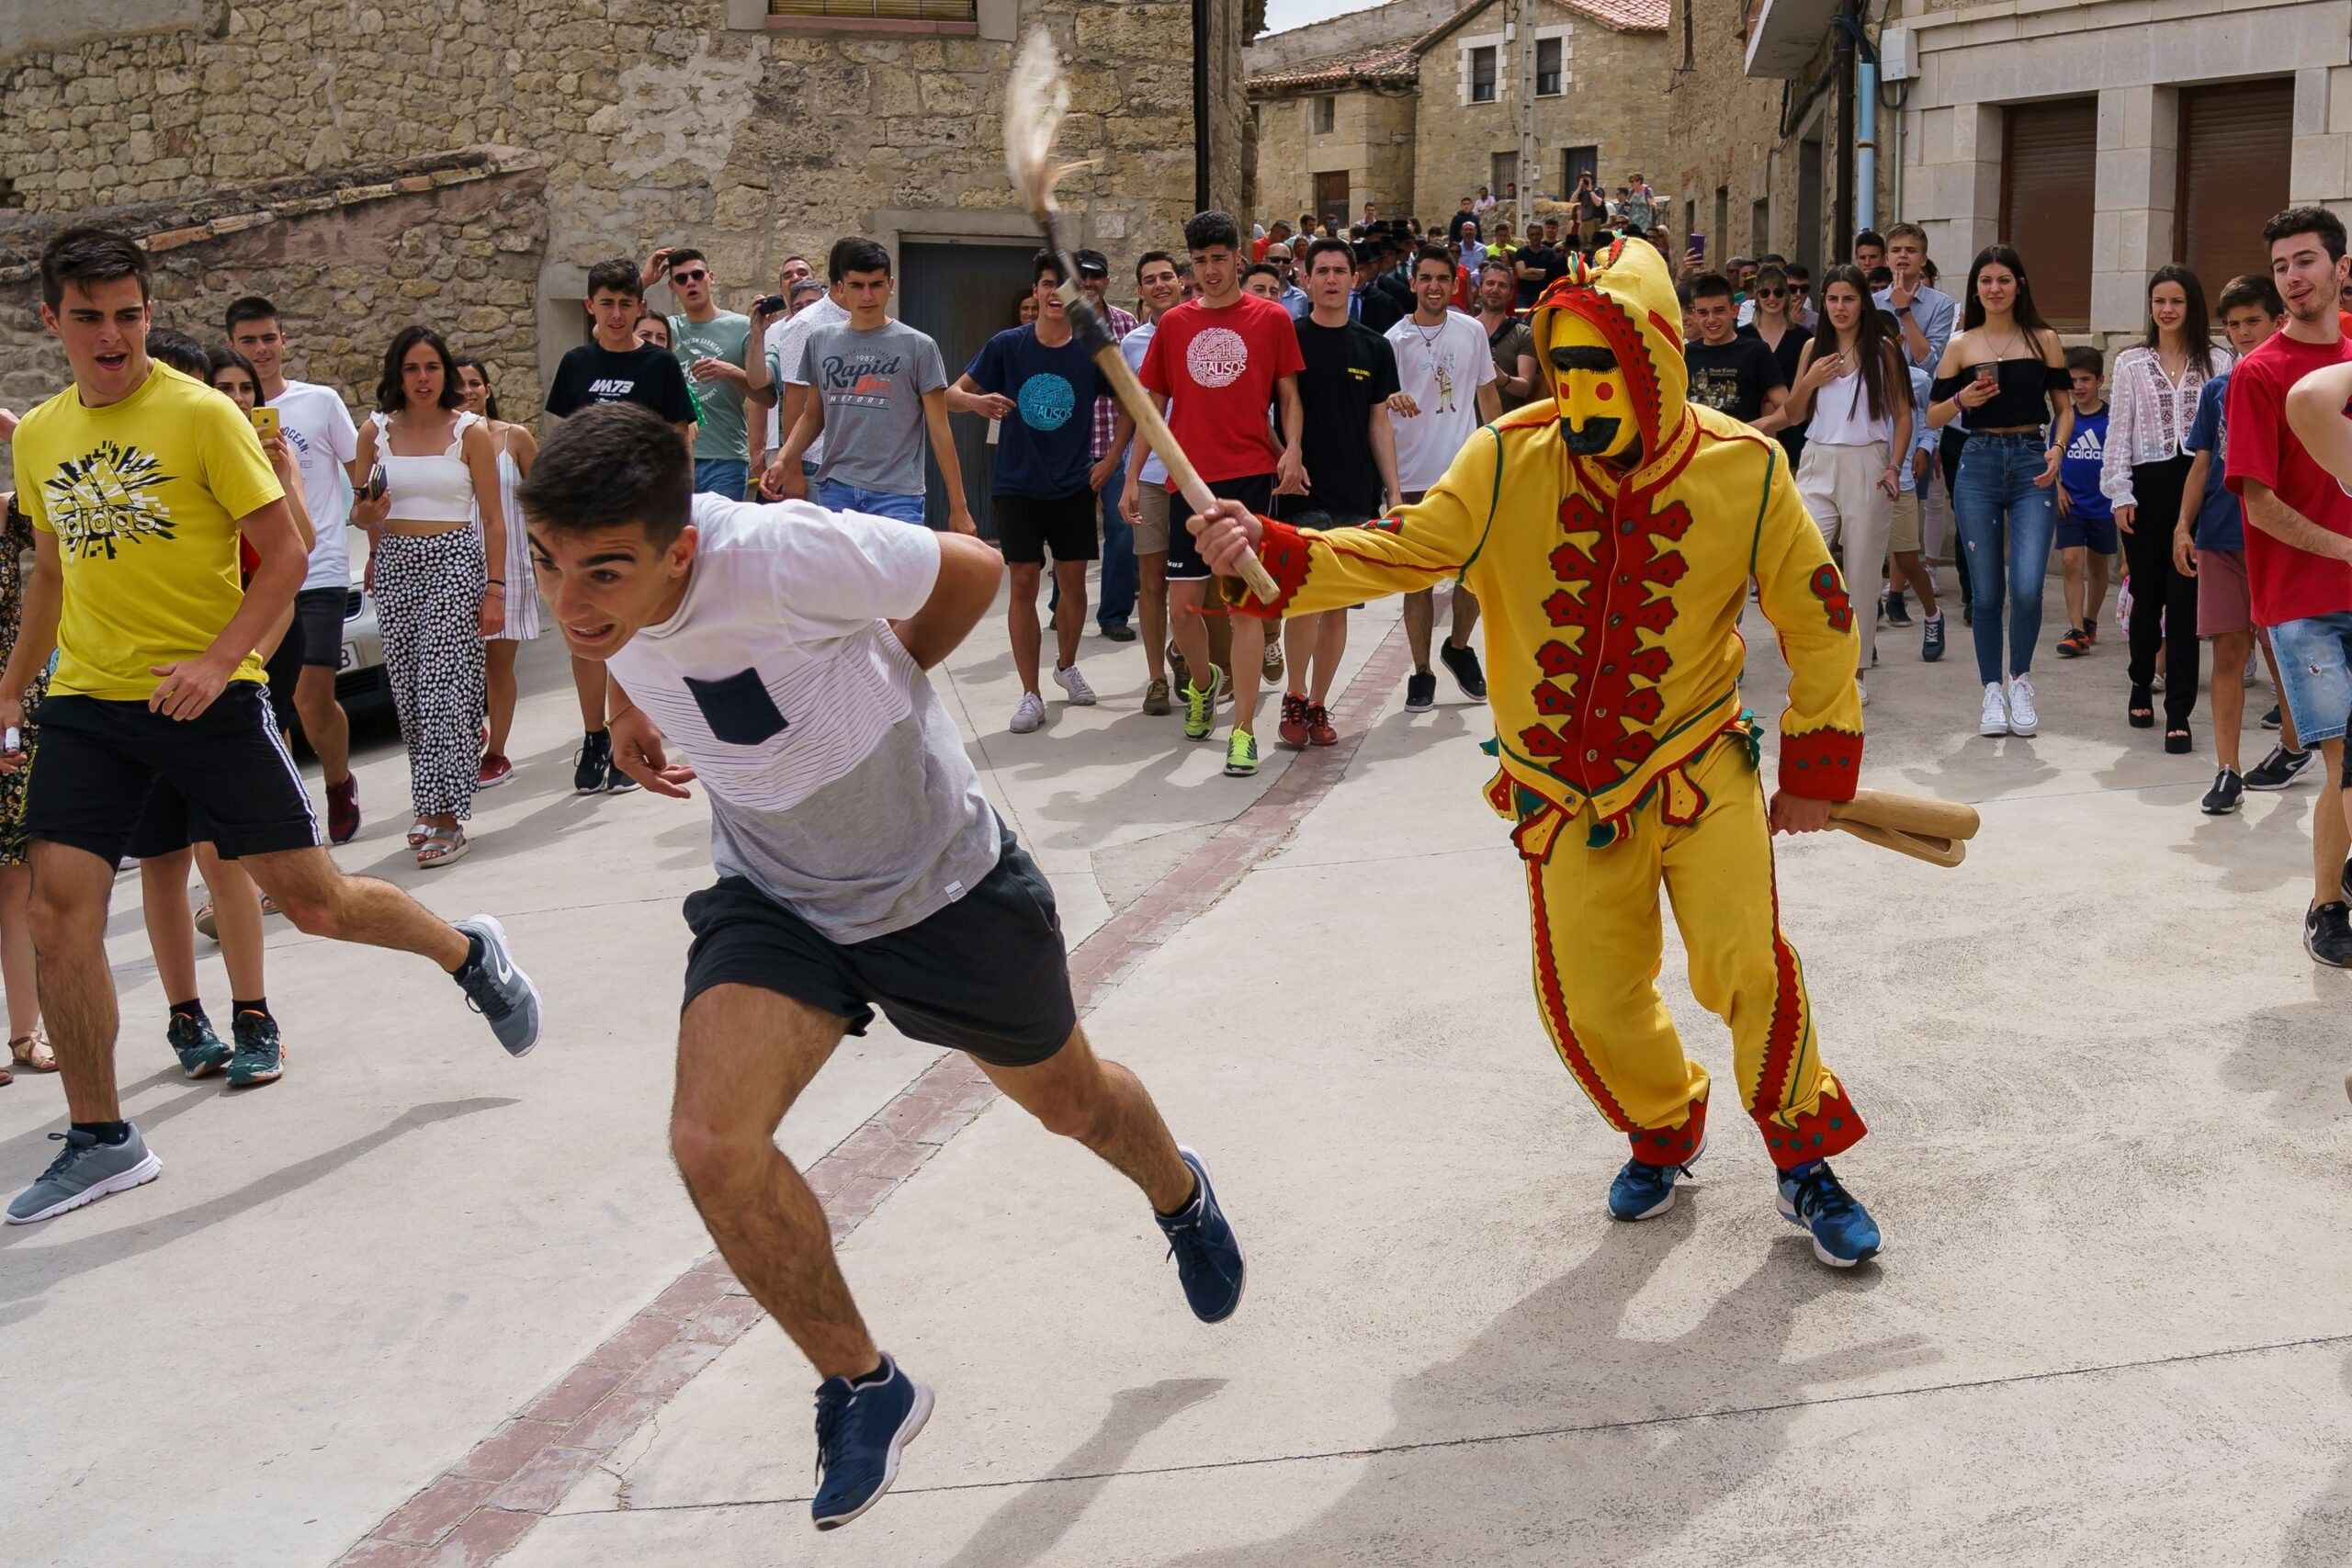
[0,229,544,1225]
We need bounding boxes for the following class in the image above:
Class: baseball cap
[1072,248,1111,277]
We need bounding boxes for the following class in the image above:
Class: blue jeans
[1953,433,2057,687]
[1097,465,1136,629]
[694,458,749,500]
[812,478,928,525]
[2268,611,2352,747]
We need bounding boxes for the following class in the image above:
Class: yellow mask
[1545,310,1639,461]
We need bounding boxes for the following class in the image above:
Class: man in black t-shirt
[1274,237,1405,751]
[541,257,699,791]
[1681,272,1788,430]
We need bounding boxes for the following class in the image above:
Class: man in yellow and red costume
[1190,238,1881,1267]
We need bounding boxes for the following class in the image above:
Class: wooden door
[898,240,1040,536]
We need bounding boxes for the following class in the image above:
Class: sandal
[406,819,433,848]
[414,824,469,869]
[2128,685,2155,728]
[10,1028,57,1072]
[2165,727,2193,755]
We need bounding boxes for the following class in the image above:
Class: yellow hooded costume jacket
[1228,238,1864,843]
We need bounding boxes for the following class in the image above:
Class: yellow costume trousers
[1494,730,1866,1171]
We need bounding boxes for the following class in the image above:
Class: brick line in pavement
[333,622,1415,1566]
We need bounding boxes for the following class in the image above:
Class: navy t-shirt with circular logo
[964,325,1104,500]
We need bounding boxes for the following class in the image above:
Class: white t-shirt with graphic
[1385,312,1498,492]
[268,379,359,592]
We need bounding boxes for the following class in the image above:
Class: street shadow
[1170,1202,1938,1567]
[0,1064,209,1170]
[939,1377,1227,1568]
[2280,1351,2352,1567]
[1896,738,2060,802]
[2218,993,2351,1131]
[2166,796,2312,898]
[0,1097,517,1303]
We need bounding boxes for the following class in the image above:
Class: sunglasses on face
[671,269,709,284]
[1756,288,1785,299]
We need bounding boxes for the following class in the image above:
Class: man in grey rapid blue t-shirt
[768,237,975,533]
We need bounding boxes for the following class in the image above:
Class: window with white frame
[1536,37,1563,96]
[1470,46,1498,103]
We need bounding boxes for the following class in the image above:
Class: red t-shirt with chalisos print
[1137,292,1306,487]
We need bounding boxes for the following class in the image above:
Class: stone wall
[1410,0,1668,226]
[0,0,1249,402]
[0,150,546,447]
[1243,0,1462,75]
[1255,85,1422,225]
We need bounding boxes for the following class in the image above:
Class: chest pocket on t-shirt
[685,668,787,747]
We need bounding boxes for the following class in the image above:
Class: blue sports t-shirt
[965,326,1102,499]
[2059,405,2111,524]
[2184,372,2242,552]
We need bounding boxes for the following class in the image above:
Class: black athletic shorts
[1165,473,1275,583]
[293,586,347,670]
[28,684,320,869]
[680,828,1076,1067]
[993,490,1099,566]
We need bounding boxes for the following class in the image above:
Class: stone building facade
[1250,0,1668,233]
[0,0,1256,428]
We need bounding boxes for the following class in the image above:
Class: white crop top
[372,410,480,523]
[1805,355,1894,447]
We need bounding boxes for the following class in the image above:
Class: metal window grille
[768,0,978,19]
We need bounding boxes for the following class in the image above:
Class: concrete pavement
[8,570,2352,1567]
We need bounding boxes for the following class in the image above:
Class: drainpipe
[1193,0,1212,213]
[1857,56,1877,234]
[1832,8,1855,257]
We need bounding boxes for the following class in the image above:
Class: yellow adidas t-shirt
[11,362,283,700]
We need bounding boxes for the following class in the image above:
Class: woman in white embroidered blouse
[2101,265,2233,750]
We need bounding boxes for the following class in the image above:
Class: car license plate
[339,642,357,671]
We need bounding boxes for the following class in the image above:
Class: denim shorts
[2054,513,2117,554]
[2267,610,2352,747]
[813,477,928,526]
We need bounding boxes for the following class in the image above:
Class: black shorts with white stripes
[27,683,320,868]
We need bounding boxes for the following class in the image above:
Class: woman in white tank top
[350,327,505,868]
[455,357,540,789]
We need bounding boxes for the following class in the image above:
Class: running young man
[518,400,1242,1531]
[2228,206,2352,965]
[223,296,363,842]
[947,251,1133,733]
[1386,243,1500,712]
[0,230,539,1224]
[546,257,699,793]
[1274,235,1405,749]
[1136,210,1306,777]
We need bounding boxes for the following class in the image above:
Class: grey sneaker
[7,1124,162,1224]
[453,915,541,1057]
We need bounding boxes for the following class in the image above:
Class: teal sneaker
[168,1010,232,1079]
[226,1011,285,1089]
[7,1124,162,1224]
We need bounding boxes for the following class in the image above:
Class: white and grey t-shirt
[605,493,1001,942]
[269,379,359,592]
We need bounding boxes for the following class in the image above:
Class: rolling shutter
[2177,80,2293,301]
[2000,98,2097,330]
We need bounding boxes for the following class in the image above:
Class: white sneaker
[1053,664,1097,705]
[2006,672,2038,736]
[1979,682,2009,737]
[1857,674,1870,707]
[1010,692,1046,733]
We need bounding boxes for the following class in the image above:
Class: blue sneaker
[1777,1159,1881,1267]
[810,1352,933,1531]
[452,915,541,1057]
[1608,1137,1703,1221]
[1156,1146,1245,1323]
[7,1124,163,1224]
[225,1011,284,1089]
[168,1010,232,1078]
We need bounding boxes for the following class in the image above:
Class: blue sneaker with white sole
[1156,1146,1245,1323]
[452,914,541,1057]
[811,1352,933,1531]
[1776,1159,1881,1267]
[1608,1137,1704,1221]
[8,1124,163,1224]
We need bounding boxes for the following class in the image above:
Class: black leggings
[2122,453,2199,728]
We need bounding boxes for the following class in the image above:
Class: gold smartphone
[250,406,280,439]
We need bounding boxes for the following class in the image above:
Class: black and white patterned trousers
[375,528,487,822]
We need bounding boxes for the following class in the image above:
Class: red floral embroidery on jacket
[1809,562,1853,634]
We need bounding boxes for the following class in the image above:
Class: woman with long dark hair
[2100,265,2232,751]
[1781,264,1913,703]
[349,326,504,867]
[1928,244,2074,739]
[453,356,538,789]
